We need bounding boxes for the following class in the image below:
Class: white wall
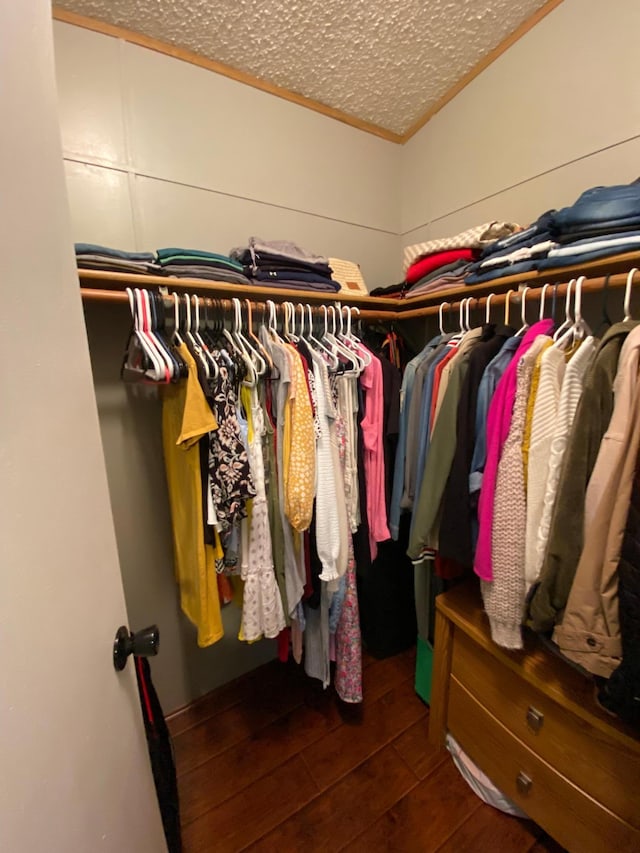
[402,0,640,251]
[54,20,401,289]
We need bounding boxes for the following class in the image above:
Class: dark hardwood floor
[168,646,563,852]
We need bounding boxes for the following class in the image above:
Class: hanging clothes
[482,334,550,649]
[438,323,515,571]
[474,319,554,583]
[553,327,640,674]
[530,337,596,587]
[408,325,484,562]
[360,350,390,560]
[239,384,286,642]
[524,344,568,588]
[162,342,223,647]
[528,320,638,632]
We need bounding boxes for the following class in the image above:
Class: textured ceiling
[56,0,551,135]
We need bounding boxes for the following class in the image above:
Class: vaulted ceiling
[55,0,554,137]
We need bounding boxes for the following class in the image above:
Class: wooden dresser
[429,582,640,853]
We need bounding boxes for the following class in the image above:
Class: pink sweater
[474,320,553,582]
[359,347,390,560]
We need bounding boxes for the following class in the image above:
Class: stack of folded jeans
[540,182,640,269]
[75,243,160,274]
[230,237,340,293]
[156,248,251,285]
[465,182,640,285]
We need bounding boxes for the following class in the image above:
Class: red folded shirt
[405,248,475,285]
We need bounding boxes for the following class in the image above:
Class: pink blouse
[359,347,390,560]
[474,320,553,581]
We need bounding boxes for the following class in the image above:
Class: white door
[0,4,167,851]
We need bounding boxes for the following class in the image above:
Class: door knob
[113,625,160,671]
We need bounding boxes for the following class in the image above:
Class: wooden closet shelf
[78,250,640,321]
[77,269,399,310]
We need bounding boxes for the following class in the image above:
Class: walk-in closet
[3,1,640,851]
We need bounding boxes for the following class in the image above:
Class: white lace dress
[240,386,286,641]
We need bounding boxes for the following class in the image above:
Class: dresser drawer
[448,677,640,853]
[451,628,640,826]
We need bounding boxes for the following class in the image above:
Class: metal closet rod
[80,269,636,324]
[395,272,635,320]
[79,287,392,322]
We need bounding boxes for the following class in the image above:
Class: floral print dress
[239,384,286,642]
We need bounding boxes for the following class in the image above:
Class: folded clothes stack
[465,181,640,284]
[156,247,251,285]
[542,181,640,268]
[375,222,521,299]
[75,243,160,274]
[230,237,340,293]
[464,212,556,284]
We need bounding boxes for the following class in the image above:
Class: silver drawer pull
[516,772,533,795]
[526,706,544,733]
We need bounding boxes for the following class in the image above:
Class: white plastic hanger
[136,288,172,380]
[265,299,282,341]
[504,290,514,326]
[192,294,219,379]
[126,287,164,381]
[538,283,551,321]
[229,298,259,385]
[232,297,266,376]
[282,302,297,343]
[245,297,273,375]
[346,306,371,365]
[171,292,184,346]
[623,267,638,321]
[450,298,467,341]
[515,286,530,336]
[438,301,450,336]
[183,293,210,378]
[555,275,589,349]
[553,279,575,341]
[146,289,179,379]
[137,289,174,380]
[485,293,494,325]
[465,297,476,331]
[307,304,339,370]
[325,305,360,374]
[339,306,368,369]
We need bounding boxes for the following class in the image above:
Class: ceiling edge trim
[400,0,565,143]
[51,6,404,144]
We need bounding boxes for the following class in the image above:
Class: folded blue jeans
[552,183,640,230]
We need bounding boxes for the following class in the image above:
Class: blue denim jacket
[389,337,440,539]
[468,336,522,499]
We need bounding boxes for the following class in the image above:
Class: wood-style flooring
[168,646,565,852]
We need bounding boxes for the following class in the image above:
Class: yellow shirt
[522,339,552,488]
[283,345,315,532]
[162,343,223,647]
